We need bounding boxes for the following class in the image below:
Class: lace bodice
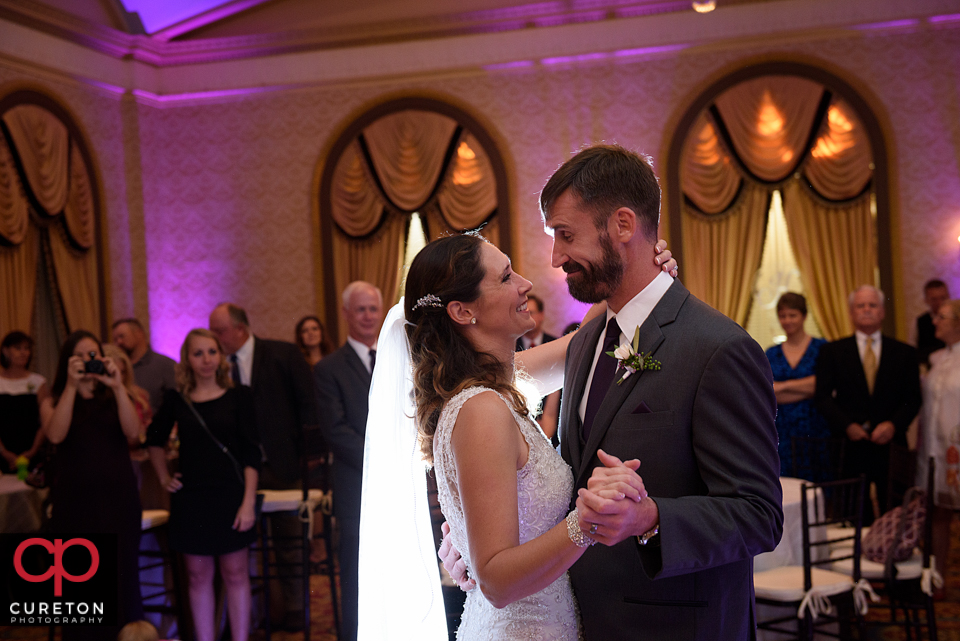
[433,386,580,640]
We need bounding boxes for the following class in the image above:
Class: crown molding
[0,0,957,100]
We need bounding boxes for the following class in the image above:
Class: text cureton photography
[0,534,118,626]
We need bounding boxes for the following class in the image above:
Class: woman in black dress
[40,330,144,639]
[0,331,49,474]
[147,328,260,641]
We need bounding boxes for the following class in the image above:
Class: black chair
[253,425,339,640]
[843,457,938,641]
[139,509,192,640]
[790,436,845,483]
[755,475,870,640]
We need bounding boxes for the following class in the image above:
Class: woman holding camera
[147,329,260,641]
[40,330,144,637]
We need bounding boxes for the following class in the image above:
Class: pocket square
[632,401,652,414]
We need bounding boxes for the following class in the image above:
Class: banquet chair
[139,509,191,640]
[252,425,338,640]
[830,458,938,641]
[790,436,845,483]
[754,475,871,640]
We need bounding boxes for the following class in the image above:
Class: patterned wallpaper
[2,24,959,356]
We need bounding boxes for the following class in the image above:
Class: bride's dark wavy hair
[405,234,529,463]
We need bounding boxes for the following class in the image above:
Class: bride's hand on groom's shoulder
[655,239,679,278]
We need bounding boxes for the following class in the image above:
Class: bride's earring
[470,318,477,324]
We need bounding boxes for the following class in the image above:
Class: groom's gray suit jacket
[560,280,783,640]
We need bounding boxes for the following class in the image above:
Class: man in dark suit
[545,145,782,639]
[515,294,561,440]
[815,285,922,521]
[209,302,318,631]
[916,279,949,366]
[313,281,384,641]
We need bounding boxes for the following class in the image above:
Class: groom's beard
[563,233,624,304]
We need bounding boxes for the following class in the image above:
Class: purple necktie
[582,316,621,441]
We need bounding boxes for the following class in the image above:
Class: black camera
[84,351,106,375]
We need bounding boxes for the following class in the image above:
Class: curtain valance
[330,109,498,239]
[713,75,824,183]
[3,105,69,216]
[0,134,29,245]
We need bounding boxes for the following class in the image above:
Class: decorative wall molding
[0,0,957,100]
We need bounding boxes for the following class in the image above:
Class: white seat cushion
[141,509,170,530]
[258,488,323,513]
[829,547,923,581]
[754,565,855,602]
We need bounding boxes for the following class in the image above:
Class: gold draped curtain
[329,109,499,341]
[0,104,100,340]
[681,75,875,337]
[682,184,769,326]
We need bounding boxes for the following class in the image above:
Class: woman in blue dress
[765,292,830,478]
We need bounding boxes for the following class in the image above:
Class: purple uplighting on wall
[613,44,688,58]
[132,87,283,104]
[929,13,960,24]
[542,52,611,65]
[483,60,536,71]
[852,19,920,31]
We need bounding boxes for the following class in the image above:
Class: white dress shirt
[232,334,255,386]
[578,271,673,423]
[347,335,377,374]
[855,329,882,366]
[520,332,545,350]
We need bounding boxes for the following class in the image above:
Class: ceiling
[6,0,770,56]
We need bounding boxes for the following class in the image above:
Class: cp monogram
[13,538,100,596]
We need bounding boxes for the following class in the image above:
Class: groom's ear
[611,206,638,243]
[446,301,475,326]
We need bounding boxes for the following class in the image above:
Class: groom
[545,145,782,639]
[444,145,783,639]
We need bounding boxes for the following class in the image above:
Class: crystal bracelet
[565,508,597,548]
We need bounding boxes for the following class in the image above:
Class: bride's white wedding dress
[433,386,581,640]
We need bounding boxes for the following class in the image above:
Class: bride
[357,233,674,639]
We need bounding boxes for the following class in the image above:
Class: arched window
[318,97,509,341]
[667,63,891,346]
[0,91,105,376]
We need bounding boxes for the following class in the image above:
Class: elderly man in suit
[314,281,384,641]
[815,285,922,522]
[209,302,318,631]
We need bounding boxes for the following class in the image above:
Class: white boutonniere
[605,327,661,385]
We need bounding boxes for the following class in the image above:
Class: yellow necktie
[863,336,877,394]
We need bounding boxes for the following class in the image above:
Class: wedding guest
[295,315,334,367]
[916,280,949,367]
[0,331,48,474]
[515,295,558,438]
[917,298,960,593]
[103,343,152,429]
[816,285,922,522]
[40,330,144,639]
[112,318,177,414]
[764,293,830,477]
[209,302,317,631]
[314,281,384,641]
[147,329,260,641]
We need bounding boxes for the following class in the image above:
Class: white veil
[357,300,448,640]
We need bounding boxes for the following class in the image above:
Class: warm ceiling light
[692,0,716,13]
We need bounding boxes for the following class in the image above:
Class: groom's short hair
[540,144,660,241]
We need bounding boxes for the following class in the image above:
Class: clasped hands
[576,449,658,547]
[846,420,895,445]
[439,449,658,592]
